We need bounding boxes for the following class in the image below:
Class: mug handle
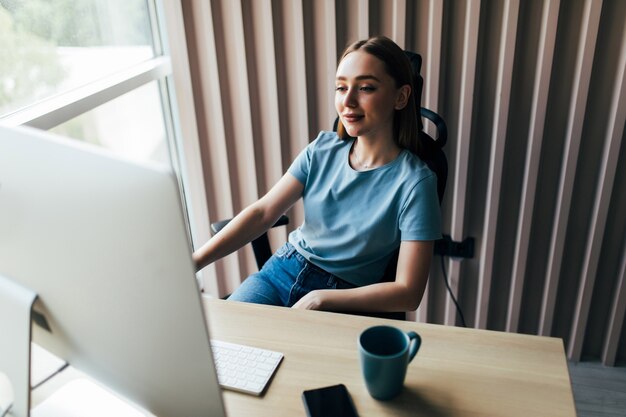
[407,331,421,362]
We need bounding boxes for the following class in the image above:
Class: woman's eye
[335,86,347,92]
[360,86,376,92]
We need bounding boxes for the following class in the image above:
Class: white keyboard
[210,339,283,396]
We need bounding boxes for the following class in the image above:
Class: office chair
[210,51,447,320]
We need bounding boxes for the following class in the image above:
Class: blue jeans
[228,242,356,307]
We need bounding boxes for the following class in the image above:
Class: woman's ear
[394,85,412,110]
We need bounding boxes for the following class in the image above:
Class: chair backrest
[402,51,448,204]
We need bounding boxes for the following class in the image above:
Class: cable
[440,255,467,327]
[0,361,69,417]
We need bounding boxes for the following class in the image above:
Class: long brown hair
[336,36,422,157]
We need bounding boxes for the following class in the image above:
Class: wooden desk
[205,298,576,417]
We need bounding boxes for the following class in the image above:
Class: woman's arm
[292,240,433,312]
[192,173,304,271]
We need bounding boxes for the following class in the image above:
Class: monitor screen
[0,125,225,416]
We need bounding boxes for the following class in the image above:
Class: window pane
[0,0,154,116]
[50,81,169,166]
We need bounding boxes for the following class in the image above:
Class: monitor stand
[0,274,37,417]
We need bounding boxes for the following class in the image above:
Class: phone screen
[302,384,359,417]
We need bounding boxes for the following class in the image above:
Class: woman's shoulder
[397,150,437,184]
[313,130,342,144]
[310,131,350,152]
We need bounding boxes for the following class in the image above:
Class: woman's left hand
[291,290,326,310]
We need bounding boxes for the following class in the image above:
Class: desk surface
[206,298,576,417]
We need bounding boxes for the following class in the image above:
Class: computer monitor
[0,125,226,416]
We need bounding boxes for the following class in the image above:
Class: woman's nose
[343,89,357,107]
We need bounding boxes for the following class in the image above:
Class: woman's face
[335,50,409,140]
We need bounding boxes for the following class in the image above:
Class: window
[50,81,169,165]
[0,0,173,166]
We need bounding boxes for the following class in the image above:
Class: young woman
[193,36,441,314]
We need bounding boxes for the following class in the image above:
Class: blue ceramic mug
[358,325,421,400]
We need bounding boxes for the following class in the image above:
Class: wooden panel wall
[180,0,626,365]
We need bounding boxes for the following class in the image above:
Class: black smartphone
[302,384,359,417]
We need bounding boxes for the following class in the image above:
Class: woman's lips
[343,114,364,123]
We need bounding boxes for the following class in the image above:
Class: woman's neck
[351,135,401,171]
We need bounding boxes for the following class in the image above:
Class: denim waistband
[282,242,356,289]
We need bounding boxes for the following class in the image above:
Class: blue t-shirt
[287,131,442,286]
